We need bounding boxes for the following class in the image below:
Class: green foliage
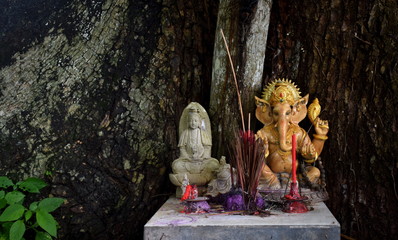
[0,205,25,222]
[0,177,64,240]
[36,210,56,237]
[17,178,47,194]
[0,178,13,189]
[9,221,24,240]
[5,192,25,205]
[35,231,52,240]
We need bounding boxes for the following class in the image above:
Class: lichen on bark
[0,0,128,177]
[1,0,218,239]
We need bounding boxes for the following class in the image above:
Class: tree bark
[265,0,398,239]
[0,0,217,239]
[209,0,272,158]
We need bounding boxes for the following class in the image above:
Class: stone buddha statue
[169,102,220,194]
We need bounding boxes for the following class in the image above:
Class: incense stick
[220,29,246,132]
[248,113,251,132]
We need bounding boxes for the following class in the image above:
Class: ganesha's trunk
[277,118,292,152]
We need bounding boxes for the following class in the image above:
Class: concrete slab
[144,197,340,240]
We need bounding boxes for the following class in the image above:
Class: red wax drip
[292,134,297,183]
[282,133,308,213]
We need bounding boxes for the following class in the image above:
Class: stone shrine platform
[144,197,340,240]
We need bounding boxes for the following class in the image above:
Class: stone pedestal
[144,197,340,240]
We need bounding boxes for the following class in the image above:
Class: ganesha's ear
[292,94,309,110]
[255,96,269,107]
[295,94,309,106]
[255,96,272,125]
[291,94,309,124]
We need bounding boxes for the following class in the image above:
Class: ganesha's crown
[261,78,301,106]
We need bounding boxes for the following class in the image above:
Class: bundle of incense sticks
[221,28,266,209]
[231,130,265,209]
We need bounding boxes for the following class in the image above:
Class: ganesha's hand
[301,141,317,159]
[314,118,329,136]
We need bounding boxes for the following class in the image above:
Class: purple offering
[182,197,211,213]
[225,193,266,211]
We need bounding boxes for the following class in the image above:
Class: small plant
[0,176,64,240]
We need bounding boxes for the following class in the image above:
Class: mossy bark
[0,0,217,239]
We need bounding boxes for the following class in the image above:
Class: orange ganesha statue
[255,79,329,190]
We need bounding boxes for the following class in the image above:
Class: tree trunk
[0,0,217,239]
[265,0,398,239]
[209,0,272,158]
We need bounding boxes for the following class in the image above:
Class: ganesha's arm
[312,118,329,156]
[299,130,318,163]
[299,128,327,163]
[312,137,326,157]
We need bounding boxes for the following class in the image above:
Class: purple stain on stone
[182,200,211,213]
[224,193,267,211]
[155,216,195,226]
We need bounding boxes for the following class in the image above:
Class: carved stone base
[144,197,340,240]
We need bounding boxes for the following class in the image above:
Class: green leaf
[2,221,13,230]
[35,231,52,240]
[38,198,64,213]
[0,204,25,222]
[0,191,5,199]
[17,178,47,193]
[0,199,7,209]
[17,182,39,194]
[0,233,8,240]
[24,210,33,221]
[29,202,38,212]
[36,209,57,237]
[5,191,25,205]
[0,177,13,189]
[10,220,25,240]
[1,222,13,239]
